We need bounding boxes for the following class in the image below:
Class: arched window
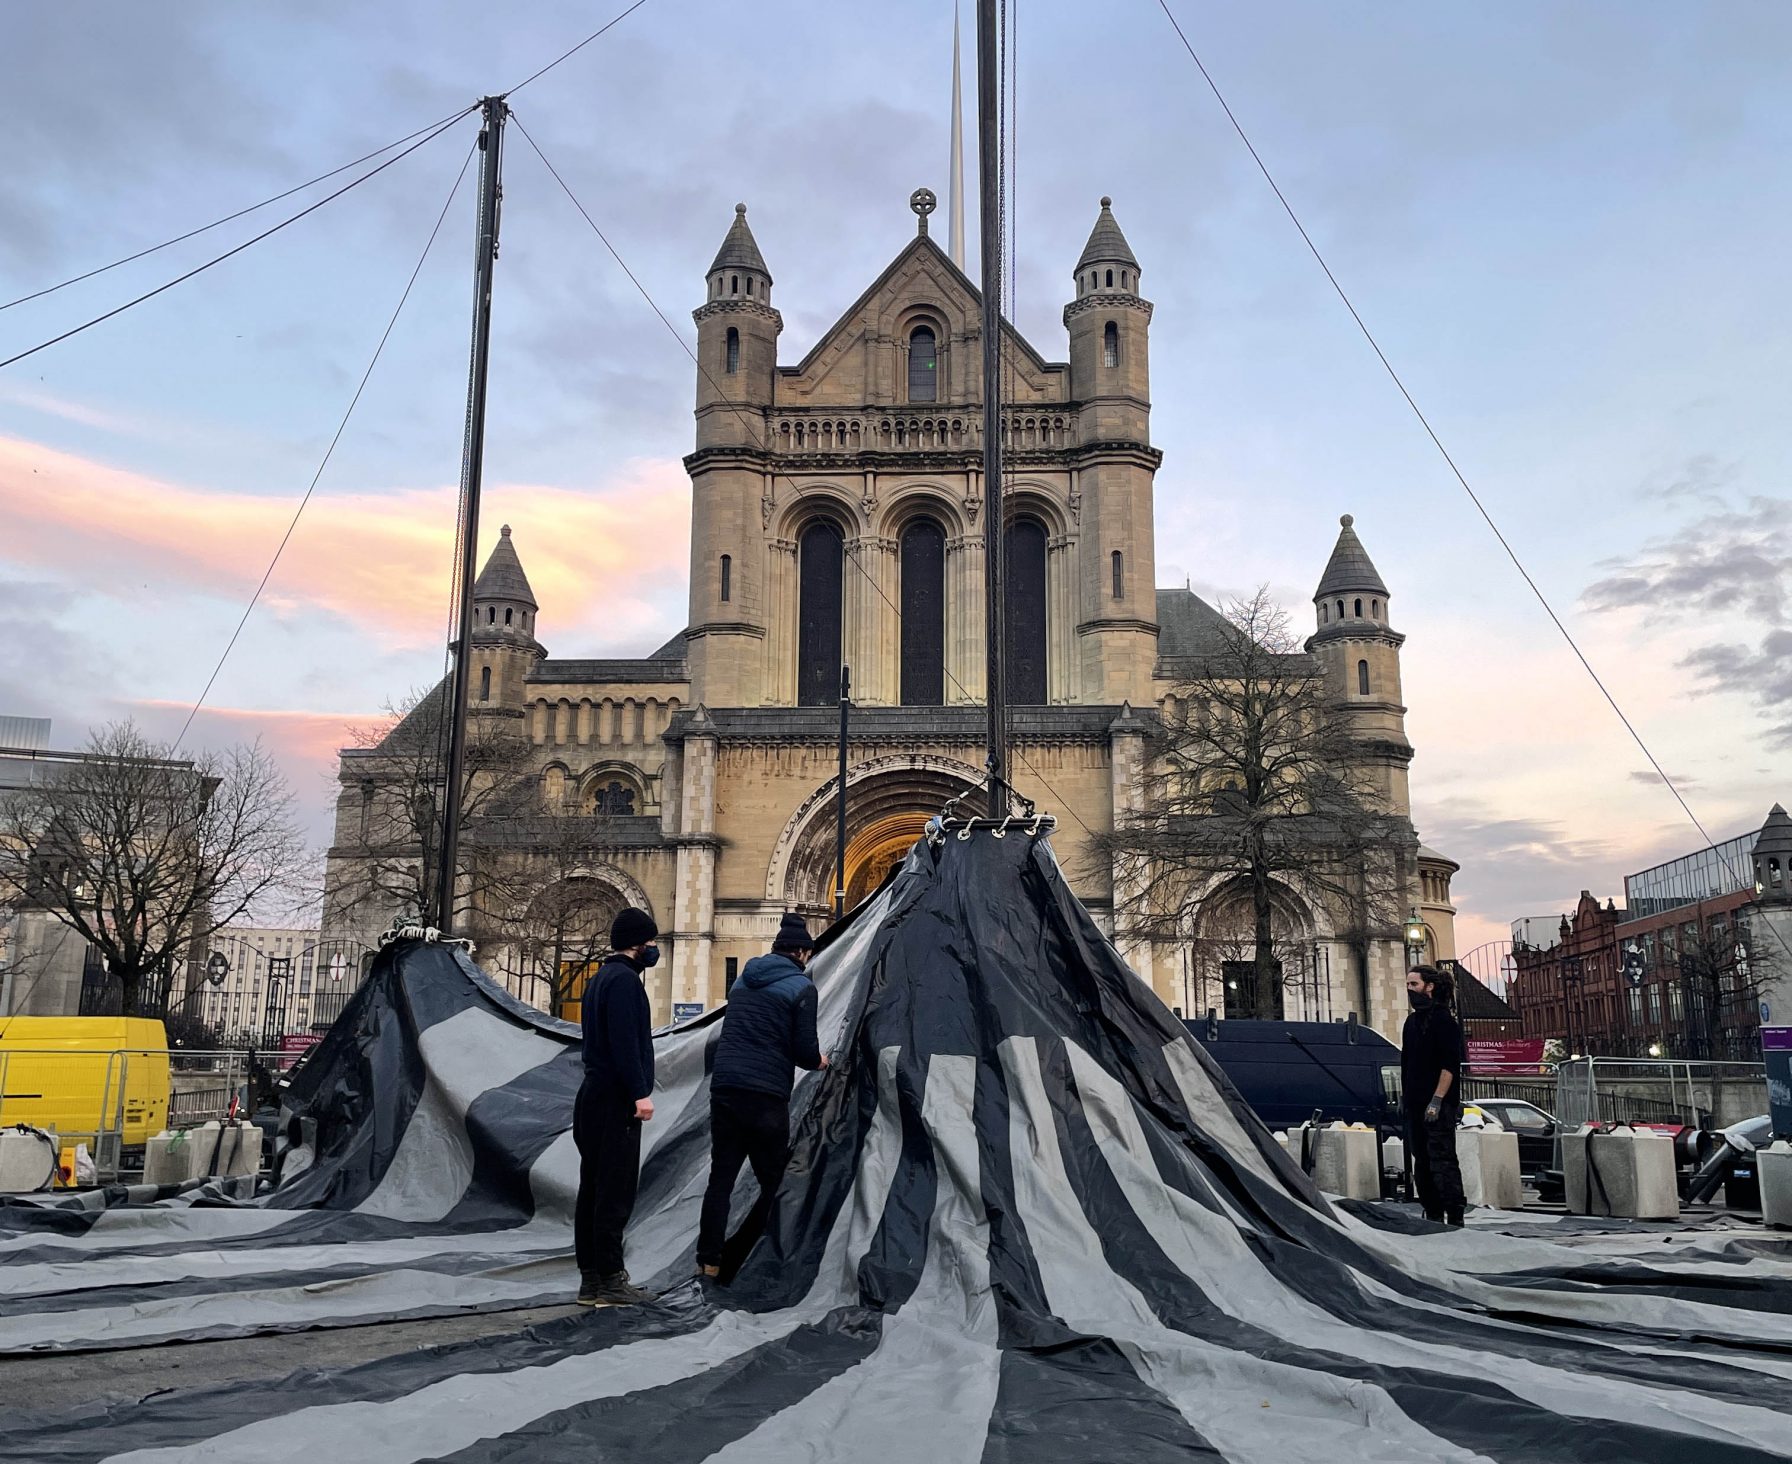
[591,780,637,816]
[720,553,732,603]
[1105,268,1114,288]
[1357,659,1370,696]
[505,607,513,625]
[1354,597,1363,617]
[486,606,495,624]
[1121,270,1130,290]
[796,520,844,707]
[1336,599,1344,620]
[725,327,739,374]
[1371,599,1380,618]
[1103,321,1119,368]
[908,325,938,402]
[1320,602,1329,625]
[730,274,739,295]
[1773,858,1784,890]
[899,518,946,706]
[1111,549,1124,600]
[479,666,491,701]
[1005,516,1049,704]
[746,278,754,297]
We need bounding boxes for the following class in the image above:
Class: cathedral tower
[1306,514,1412,815]
[1064,198,1157,702]
[469,524,544,710]
[688,204,783,707]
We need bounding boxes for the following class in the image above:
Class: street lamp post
[1403,909,1428,971]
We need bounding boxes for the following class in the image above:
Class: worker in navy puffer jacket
[697,913,827,1276]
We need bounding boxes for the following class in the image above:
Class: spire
[948,0,965,270]
[473,523,538,610]
[1075,196,1139,276]
[708,203,771,280]
[1315,513,1389,600]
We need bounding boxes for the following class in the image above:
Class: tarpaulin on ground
[4,829,1792,1461]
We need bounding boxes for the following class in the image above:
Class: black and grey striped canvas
[4,829,1791,1461]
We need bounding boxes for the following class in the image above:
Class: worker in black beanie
[696,912,828,1278]
[573,906,659,1306]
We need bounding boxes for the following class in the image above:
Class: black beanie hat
[610,907,658,951]
[772,912,815,953]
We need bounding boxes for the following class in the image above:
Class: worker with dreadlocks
[1402,962,1466,1227]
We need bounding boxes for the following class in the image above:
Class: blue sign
[672,1002,703,1024]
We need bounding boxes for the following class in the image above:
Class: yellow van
[0,1017,171,1154]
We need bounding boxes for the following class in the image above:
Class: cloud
[0,435,691,654]
[1582,493,1790,628]
[1627,769,1700,789]
[1678,631,1792,747]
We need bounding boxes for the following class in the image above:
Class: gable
[777,235,1068,408]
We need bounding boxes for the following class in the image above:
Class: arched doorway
[843,812,934,906]
[769,756,987,915]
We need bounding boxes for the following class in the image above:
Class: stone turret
[1306,514,1412,816]
[469,524,544,708]
[1065,198,1158,702]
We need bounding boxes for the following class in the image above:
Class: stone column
[765,538,798,706]
[668,710,720,1021]
[947,532,985,703]
[1107,704,1155,992]
[1048,533,1078,704]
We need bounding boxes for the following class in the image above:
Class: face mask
[1407,989,1431,1011]
[639,945,661,969]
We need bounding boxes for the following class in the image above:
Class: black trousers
[573,1077,641,1278]
[1408,1101,1466,1219]
[696,1087,791,1269]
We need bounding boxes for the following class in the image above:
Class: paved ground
[5,1304,578,1413]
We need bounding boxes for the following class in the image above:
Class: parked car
[1463,1097,1558,1177]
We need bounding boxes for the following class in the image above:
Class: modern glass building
[1623,832,1758,921]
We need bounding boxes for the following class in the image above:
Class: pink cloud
[0,436,691,651]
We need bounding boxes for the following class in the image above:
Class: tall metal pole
[436,96,507,934]
[835,665,851,918]
[975,0,1008,817]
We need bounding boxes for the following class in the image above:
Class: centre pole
[436,96,507,934]
[976,0,1008,817]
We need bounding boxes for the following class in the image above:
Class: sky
[2,1,1788,963]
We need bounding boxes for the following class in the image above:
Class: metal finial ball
[910,188,938,216]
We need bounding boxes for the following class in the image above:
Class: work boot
[697,1264,720,1279]
[1445,1210,1465,1229]
[578,1270,652,1307]
[1422,1209,1444,1224]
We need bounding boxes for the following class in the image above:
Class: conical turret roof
[1754,803,1792,859]
[1315,513,1389,599]
[1075,196,1139,273]
[472,524,537,609]
[708,202,771,281]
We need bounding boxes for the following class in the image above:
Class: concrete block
[144,1123,262,1186]
[1760,1142,1792,1230]
[1310,1122,1380,1200]
[0,1127,59,1192]
[1564,1125,1680,1219]
[1456,1126,1522,1210]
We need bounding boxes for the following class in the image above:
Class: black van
[1184,1016,1403,1134]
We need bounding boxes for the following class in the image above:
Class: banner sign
[1763,1026,1791,1139]
[1467,1037,1547,1074]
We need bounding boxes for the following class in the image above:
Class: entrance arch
[768,754,987,914]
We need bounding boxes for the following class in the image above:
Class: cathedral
[322,192,1459,1039]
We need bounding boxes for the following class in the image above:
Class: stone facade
[321,195,1449,1039]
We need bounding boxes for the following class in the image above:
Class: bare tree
[324,687,537,939]
[0,722,308,1017]
[1097,588,1408,1019]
